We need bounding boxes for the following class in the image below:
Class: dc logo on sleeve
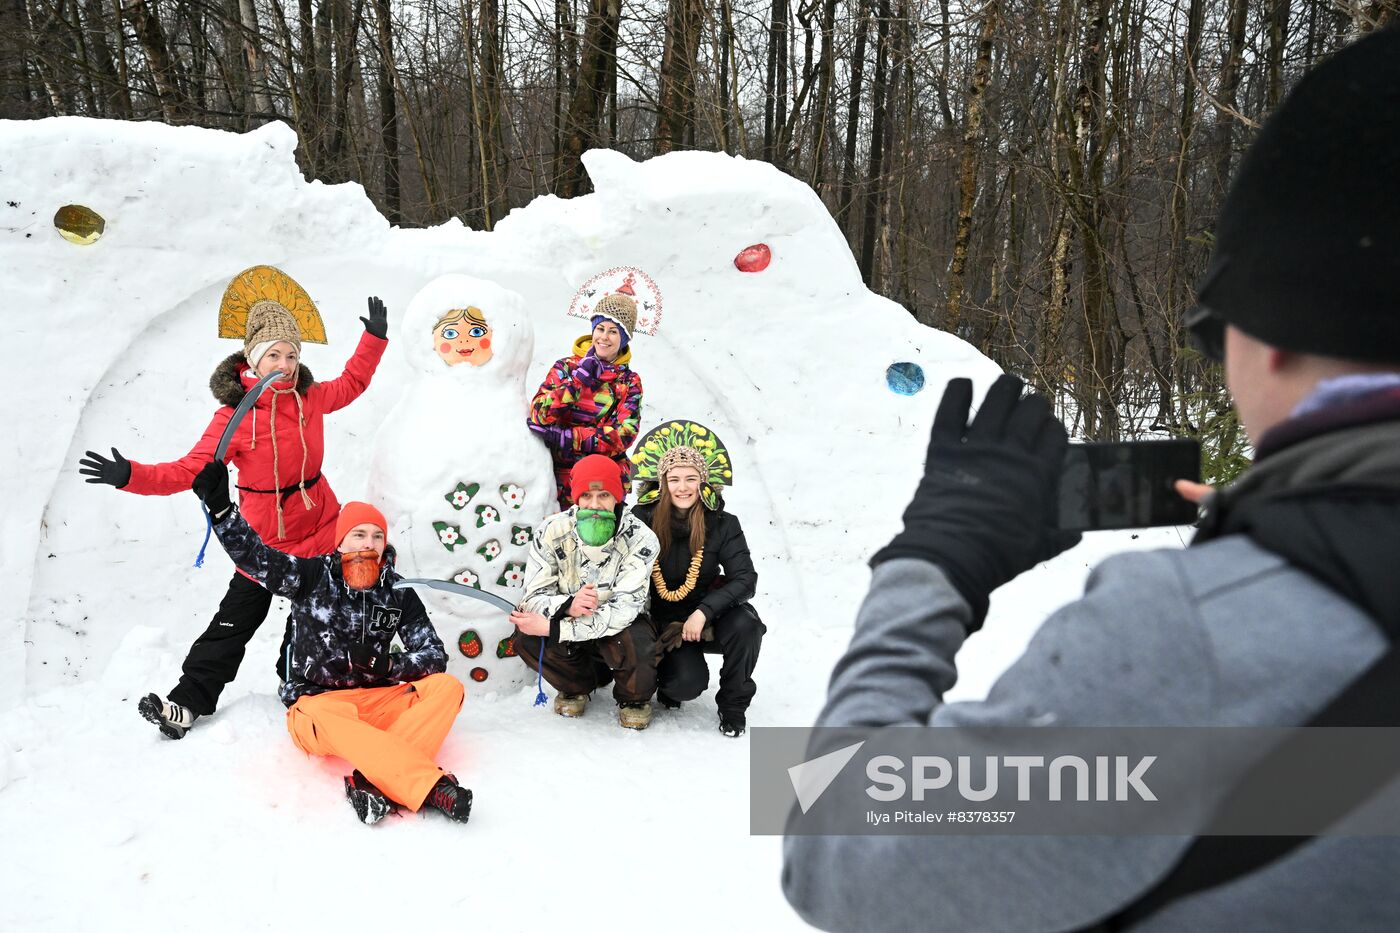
[367,606,402,638]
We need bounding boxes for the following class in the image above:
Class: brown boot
[618,702,652,730]
[554,692,589,718]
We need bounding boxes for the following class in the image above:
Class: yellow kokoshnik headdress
[218,265,328,345]
[630,420,733,510]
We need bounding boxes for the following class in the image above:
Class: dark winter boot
[657,692,682,710]
[344,770,398,825]
[424,775,473,824]
[138,693,199,740]
[718,711,746,738]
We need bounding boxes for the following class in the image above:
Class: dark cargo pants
[514,618,658,704]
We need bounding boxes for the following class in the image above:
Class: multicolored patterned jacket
[210,506,447,706]
[528,335,643,484]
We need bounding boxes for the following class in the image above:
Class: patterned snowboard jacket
[528,335,643,481]
[519,506,660,642]
[211,506,447,707]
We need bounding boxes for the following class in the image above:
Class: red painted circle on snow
[734,244,772,273]
[470,667,489,682]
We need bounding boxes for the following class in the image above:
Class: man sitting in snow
[509,454,662,730]
[191,461,472,826]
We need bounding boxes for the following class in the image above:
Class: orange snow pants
[286,673,465,811]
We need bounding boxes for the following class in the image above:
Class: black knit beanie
[1195,26,1400,362]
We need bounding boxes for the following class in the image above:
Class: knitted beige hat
[592,292,638,338]
[658,445,709,482]
[244,300,303,366]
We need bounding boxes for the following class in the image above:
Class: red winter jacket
[124,331,386,557]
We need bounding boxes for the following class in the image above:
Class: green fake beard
[576,508,617,546]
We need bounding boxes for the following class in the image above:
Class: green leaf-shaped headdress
[629,420,733,510]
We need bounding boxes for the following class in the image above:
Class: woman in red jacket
[78,296,389,739]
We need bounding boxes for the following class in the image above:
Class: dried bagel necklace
[653,548,705,601]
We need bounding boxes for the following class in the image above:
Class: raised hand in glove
[78,448,131,488]
[350,642,392,679]
[192,460,233,519]
[871,374,1080,630]
[360,296,389,339]
[528,422,573,451]
[574,349,606,388]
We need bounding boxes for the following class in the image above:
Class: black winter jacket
[211,507,448,706]
[633,496,757,625]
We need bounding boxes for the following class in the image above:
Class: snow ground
[0,118,1192,931]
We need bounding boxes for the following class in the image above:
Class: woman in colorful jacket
[633,444,764,737]
[528,290,644,509]
[77,295,388,739]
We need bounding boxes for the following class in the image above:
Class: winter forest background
[4,0,1396,478]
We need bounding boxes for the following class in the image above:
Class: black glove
[871,374,1080,630]
[78,447,131,488]
[361,296,388,339]
[350,642,392,679]
[191,460,233,519]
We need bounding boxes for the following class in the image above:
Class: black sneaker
[657,692,682,710]
[424,775,473,824]
[137,693,198,740]
[344,770,397,825]
[718,712,746,738]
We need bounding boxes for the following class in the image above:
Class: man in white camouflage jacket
[510,454,662,730]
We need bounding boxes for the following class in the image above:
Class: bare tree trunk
[121,0,184,121]
[372,0,400,221]
[82,0,131,116]
[836,0,869,235]
[944,0,999,333]
[0,0,31,117]
[1211,0,1248,199]
[717,0,735,153]
[238,0,273,117]
[1266,0,1289,108]
[763,0,788,162]
[807,0,836,194]
[654,0,705,154]
[479,0,508,225]
[559,0,620,196]
[857,0,891,285]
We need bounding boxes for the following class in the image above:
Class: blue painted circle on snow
[885,362,926,396]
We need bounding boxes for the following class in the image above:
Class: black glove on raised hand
[350,642,392,679]
[871,374,1081,630]
[361,296,389,339]
[78,448,131,488]
[191,460,233,519]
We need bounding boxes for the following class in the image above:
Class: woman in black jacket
[633,444,764,737]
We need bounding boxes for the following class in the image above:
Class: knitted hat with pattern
[244,300,303,368]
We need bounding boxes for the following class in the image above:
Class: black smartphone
[1057,439,1201,531]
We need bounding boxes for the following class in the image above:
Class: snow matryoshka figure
[369,274,555,692]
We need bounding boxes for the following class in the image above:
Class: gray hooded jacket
[783,409,1400,932]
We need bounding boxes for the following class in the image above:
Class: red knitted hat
[570,455,625,504]
[334,501,389,548]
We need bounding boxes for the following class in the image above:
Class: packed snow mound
[0,118,1193,932]
[3,117,994,705]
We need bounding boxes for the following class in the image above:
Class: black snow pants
[166,571,272,715]
[656,603,766,717]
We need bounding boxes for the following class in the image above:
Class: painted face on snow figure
[433,307,494,367]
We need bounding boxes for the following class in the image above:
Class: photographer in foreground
[783,28,1400,933]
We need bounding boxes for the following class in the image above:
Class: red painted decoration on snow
[734,244,771,273]
[470,667,489,683]
[458,630,483,659]
[496,635,517,659]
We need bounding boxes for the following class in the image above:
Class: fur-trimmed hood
[209,352,315,407]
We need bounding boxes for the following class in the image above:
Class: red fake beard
[341,549,382,590]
